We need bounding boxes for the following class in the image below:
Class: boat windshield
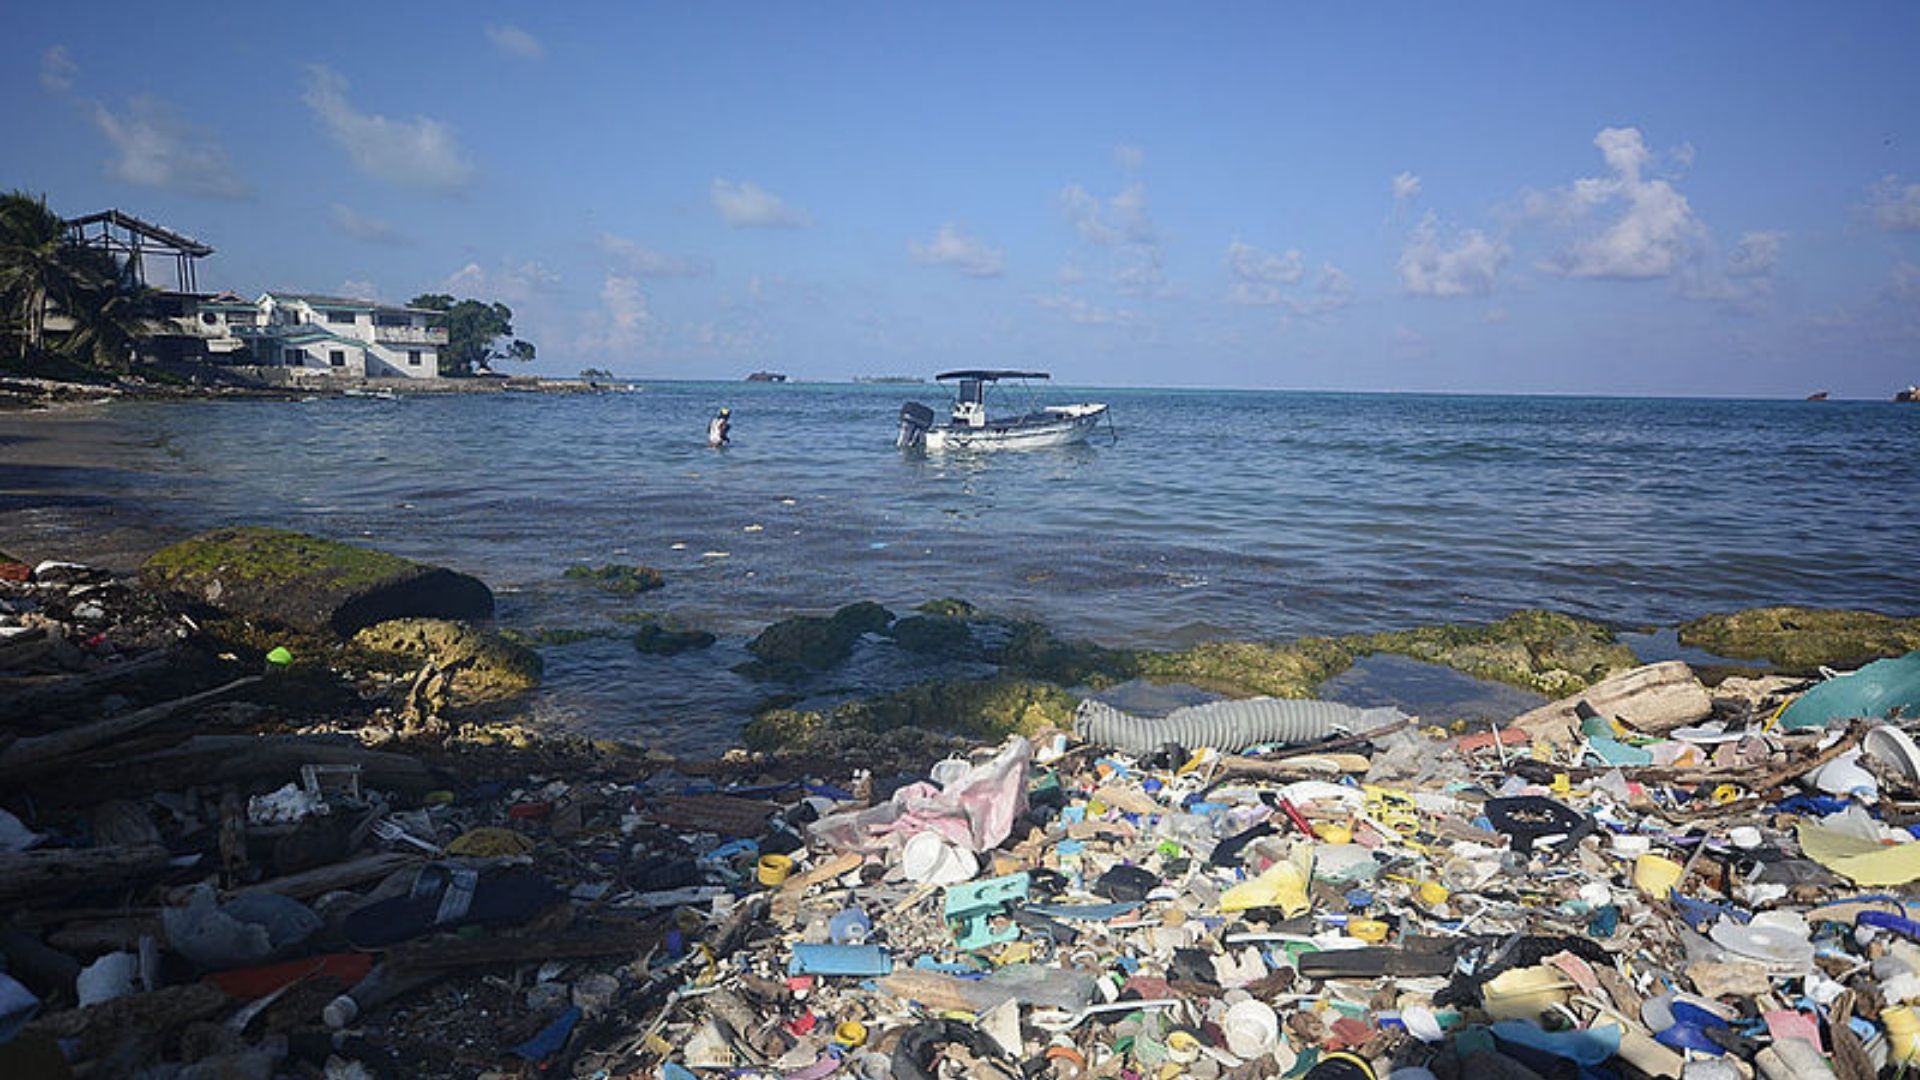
[956,378,986,405]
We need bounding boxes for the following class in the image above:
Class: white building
[252,293,447,379]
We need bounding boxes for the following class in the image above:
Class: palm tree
[0,191,76,368]
[59,244,161,373]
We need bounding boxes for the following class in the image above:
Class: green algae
[1352,609,1637,697]
[741,676,1075,753]
[742,601,895,676]
[888,614,976,656]
[353,618,543,705]
[1678,606,1920,672]
[562,563,665,595]
[991,620,1139,687]
[144,526,416,593]
[501,627,614,647]
[917,597,978,618]
[1137,635,1356,699]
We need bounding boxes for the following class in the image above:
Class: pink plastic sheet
[808,737,1032,854]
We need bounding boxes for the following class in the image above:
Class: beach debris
[12,549,1920,1080]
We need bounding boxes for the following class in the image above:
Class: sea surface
[7,383,1918,753]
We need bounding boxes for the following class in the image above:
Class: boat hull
[921,404,1107,451]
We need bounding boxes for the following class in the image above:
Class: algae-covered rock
[353,618,542,706]
[631,619,717,655]
[993,620,1140,687]
[142,527,492,637]
[500,627,612,647]
[563,563,665,595]
[1678,606,1920,672]
[888,614,976,657]
[1138,636,1355,699]
[741,676,1075,753]
[917,597,977,618]
[744,601,895,675]
[1355,609,1636,697]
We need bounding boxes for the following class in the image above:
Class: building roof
[258,325,368,348]
[63,209,213,257]
[264,292,439,316]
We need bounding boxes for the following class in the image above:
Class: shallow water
[6,384,1916,753]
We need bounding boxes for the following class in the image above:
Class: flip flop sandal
[343,865,561,948]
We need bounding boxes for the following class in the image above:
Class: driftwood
[0,676,260,780]
[389,920,663,973]
[219,850,422,902]
[1511,661,1713,746]
[23,982,231,1067]
[0,843,173,906]
[36,733,439,805]
[0,649,173,720]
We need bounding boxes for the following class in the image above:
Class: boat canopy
[934,369,1050,381]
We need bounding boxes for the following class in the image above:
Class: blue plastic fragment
[789,944,893,977]
[511,1006,581,1060]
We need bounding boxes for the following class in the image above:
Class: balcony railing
[373,325,449,345]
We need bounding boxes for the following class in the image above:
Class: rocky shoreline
[5,526,1920,1077]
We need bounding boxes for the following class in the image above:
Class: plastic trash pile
[8,546,1920,1080]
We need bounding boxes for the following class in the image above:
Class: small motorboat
[896,370,1109,451]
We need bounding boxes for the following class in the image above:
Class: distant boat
[895,370,1109,452]
[1806,391,1830,401]
[746,371,788,383]
[854,375,925,384]
[1898,386,1918,403]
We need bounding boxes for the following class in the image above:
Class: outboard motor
[896,400,935,450]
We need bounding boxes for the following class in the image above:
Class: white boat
[896,370,1109,451]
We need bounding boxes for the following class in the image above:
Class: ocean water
[19,384,1920,753]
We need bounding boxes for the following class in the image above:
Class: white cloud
[1868,175,1920,232]
[303,65,474,194]
[1223,240,1305,307]
[1399,212,1507,297]
[1114,143,1145,171]
[1060,182,1155,247]
[1392,171,1421,201]
[710,178,813,228]
[908,222,1005,277]
[573,273,654,358]
[443,259,560,303]
[1032,293,1133,326]
[596,233,709,277]
[1059,181,1165,294]
[330,203,407,245]
[485,24,544,60]
[339,279,380,301]
[1056,262,1086,284]
[1313,263,1355,312]
[41,45,76,93]
[1726,230,1783,277]
[91,95,250,199]
[1545,126,1705,280]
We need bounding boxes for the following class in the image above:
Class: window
[286,349,304,366]
[330,350,346,368]
[326,310,356,324]
[408,350,422,367]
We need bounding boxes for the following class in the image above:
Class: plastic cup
[1223,999,1280,1058]
[901,830,978,885]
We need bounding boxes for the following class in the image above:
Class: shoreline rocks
[140,527,494,637]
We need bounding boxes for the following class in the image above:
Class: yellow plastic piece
[1316,822,1354,844]
[1220,849,1312,916]
[1632,853,1685,897]
[757,853,793,886]
[1348,918,1390,943]
[834,1020,869,1049]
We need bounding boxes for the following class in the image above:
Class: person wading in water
[707,407,731,447]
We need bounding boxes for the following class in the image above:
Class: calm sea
[23,384,1920,752]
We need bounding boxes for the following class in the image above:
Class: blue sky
[6,3,1919,395]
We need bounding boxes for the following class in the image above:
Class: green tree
[58,245,161,373]
[0,191,86,368]
[407,293,537,377]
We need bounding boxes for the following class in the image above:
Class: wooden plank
[0,676,260,779]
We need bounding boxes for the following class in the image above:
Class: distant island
[745,371,787,382]
[852,375,924,384]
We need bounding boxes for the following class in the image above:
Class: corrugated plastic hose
[1073,697,1406,754]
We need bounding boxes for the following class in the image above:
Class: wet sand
[0,403,189,570]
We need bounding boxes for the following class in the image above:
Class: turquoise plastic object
[787,943,893,976]
[1780,651,1920,730]
[945,871,1030,951]
[1492,1020,1622,1065]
